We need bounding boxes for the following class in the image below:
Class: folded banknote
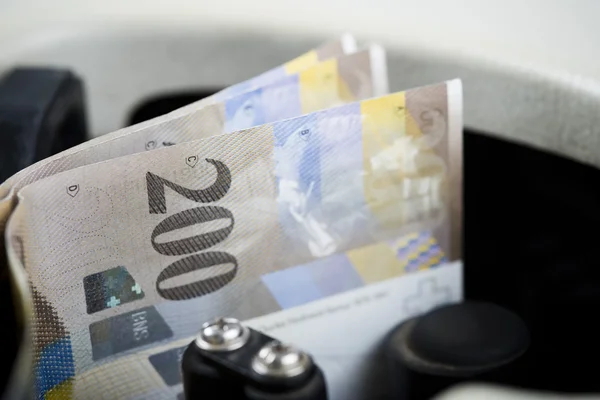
[0,35,355,202]
[0,46,387,285]
[6,80,462,399]
[0,37,374,400]
[0,45,385,205]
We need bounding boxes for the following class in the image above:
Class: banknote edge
[446,78,464,261]
[340,33,358,54]
[368,44,389,96]
[3,206,34,400]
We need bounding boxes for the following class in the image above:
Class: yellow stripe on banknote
[419,256,440,271]
[285,51,320,75]
[347,242,404,284]
[44,379,72,400]
[299,59,340,113]
[418,244,429,253]
[405,102,423,139]
[337,73,355,104]
[360,92,409,228]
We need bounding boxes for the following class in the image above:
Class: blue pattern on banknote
[261,252,364,308]
[224,75,302,132]
[217,67,287,101]
[274,113,331,255]
[261,75,301,122]
[273,113,321,204]
[35,337,75,399]
[316,103,368,240]
[224,89,267,132]
[261,265,323,309]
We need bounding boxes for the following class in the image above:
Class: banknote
[0,45,385,208]
[6,80,462,398]
[0,42,379,397]
[0,42,386,302]
[0,34,356,202]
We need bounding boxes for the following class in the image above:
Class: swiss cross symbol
[131,283,142,295]
[106,296,121,308]
[404,278,452,317]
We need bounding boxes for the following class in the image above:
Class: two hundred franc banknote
[0,34,463,400]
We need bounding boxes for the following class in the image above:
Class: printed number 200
[146,159,237,300]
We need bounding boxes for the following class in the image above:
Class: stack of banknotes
[0,34,463,399]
